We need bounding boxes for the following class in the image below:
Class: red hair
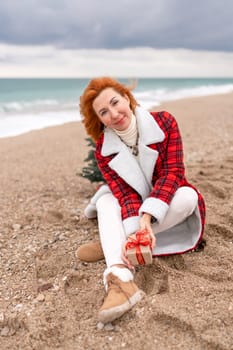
[79,77,139,141]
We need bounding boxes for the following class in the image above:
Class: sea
[1,77,233,138]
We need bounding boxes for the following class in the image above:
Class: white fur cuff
[139,197,169,224]
[103,266,134,289]
[123,216,140,237]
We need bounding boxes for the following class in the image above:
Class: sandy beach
[0,92,233,350]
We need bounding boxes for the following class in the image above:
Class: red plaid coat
[95,107,205,254]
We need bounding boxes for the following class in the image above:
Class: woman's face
[92,88,132,131]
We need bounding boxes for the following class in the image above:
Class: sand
[0,92,233,350]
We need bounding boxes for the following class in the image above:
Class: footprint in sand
[207,223,233,241]
[201,181,227,199]
[35,247,70,279]
[43,210,64,224]
[147,312,222,350]
[63,271,90,296]
[135,256,187,295]
[188,224,233,282]
[161,255,187,271]
[135,263,169,295]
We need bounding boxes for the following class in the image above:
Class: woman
[77,77,205,324]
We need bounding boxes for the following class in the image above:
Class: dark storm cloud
[0,0,232,51]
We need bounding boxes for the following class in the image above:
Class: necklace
[125,131,139,156]
[115,116,139,156]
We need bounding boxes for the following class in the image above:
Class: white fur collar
[101,106,165,157]
[100,107,165,199]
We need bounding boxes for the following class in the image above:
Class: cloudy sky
[0,0,233,77]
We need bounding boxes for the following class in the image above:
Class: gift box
[126,229,152,266]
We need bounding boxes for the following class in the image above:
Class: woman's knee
[171,186,198,216]
[96,193,120,214]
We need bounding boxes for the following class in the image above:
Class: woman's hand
[122,214,156,268]
[139,213,156,249]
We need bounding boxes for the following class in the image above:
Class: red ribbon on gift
[125,229,152,265]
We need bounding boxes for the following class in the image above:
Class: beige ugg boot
[98,266,145,324]
[75,241,104,262]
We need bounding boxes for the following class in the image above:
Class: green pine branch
[78,137,104,183]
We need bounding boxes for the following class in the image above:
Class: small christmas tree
[79,137,104,183]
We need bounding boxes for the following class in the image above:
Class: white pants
[96,187,198,267]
